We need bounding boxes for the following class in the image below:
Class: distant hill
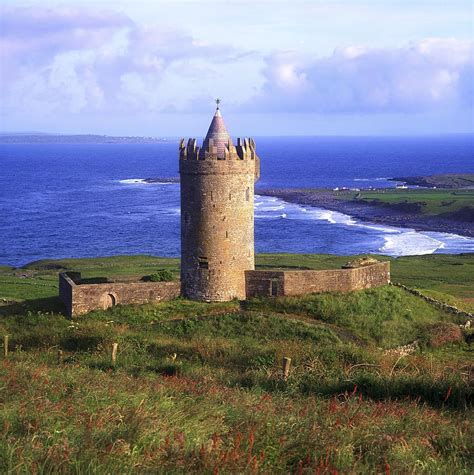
[0,134,173,144]
[391,174,474,189]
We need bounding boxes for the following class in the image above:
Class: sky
[1,0,473,136]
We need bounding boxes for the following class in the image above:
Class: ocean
[1,135,473,267]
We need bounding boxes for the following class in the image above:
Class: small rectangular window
[198,257,209,269]
[229,192,232,200]
[225,231,229,239]
[246,187,250,201]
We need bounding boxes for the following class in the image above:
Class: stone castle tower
[59,104,390,317]
[179,103,260,301]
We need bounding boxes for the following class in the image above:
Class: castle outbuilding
[179,103,260,301]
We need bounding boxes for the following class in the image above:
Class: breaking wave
[119,178,148,184]
[255,195,474,257]
[380,232,445,256]
[119,178,177,185]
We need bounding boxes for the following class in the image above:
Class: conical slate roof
[202,107,230,158]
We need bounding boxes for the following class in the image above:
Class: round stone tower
[179,104,260,301]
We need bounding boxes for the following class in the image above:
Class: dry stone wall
[390,282,473,321]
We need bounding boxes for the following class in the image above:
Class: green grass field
[347,188,474,217]
[0,254,473,473]
[5,252,473,311]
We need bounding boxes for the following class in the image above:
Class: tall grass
[1,255,473,473]
[1,360,472,474]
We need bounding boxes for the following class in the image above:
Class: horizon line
[1,131,473,139]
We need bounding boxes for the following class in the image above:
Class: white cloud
[0,6,262,117]
[0,4,472,134]
[250,39,473,113]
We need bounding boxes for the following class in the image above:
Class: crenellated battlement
[179,136,258,161]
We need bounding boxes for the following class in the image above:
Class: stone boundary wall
[59,272,180,318]
[245,262,390,298]
[390,282,473,322]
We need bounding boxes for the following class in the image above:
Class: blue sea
[1,136,473,267]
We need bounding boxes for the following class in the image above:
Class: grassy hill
[0,254,473,473]
[350,188,474,219]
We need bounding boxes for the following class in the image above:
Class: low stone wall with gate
[59,272,180,318]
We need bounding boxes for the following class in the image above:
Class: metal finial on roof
[215,98,221,109]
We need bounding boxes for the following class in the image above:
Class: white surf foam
[422,232,474,253]
[380,231,445,256]
[257,204,286,212]
[349,222,401,234]
[118,178,176,185]
[255,194,474,257]
[256,196,358,226]
[309,209,357,225]
[119,178,147,184]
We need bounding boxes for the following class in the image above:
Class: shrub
[143,269,174,282]
[424,322,463,348]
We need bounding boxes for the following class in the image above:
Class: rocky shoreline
[258,188,474,238]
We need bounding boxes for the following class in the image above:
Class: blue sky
[1,0,473,135]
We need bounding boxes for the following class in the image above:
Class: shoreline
[258,188,474,238]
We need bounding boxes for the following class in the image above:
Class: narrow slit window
[246,187,250,201]
[229,192,232,200]
[225,231,229,239]
[271,280,278,297]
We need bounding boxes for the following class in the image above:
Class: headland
[260,174,474,237]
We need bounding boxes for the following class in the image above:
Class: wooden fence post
[111,343,118,366]
[4,335,9,358]
[282,357,291,380]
